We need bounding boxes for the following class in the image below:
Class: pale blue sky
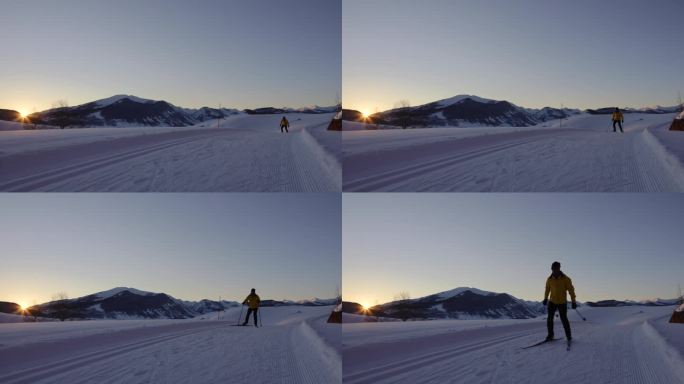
[343,194,684,306]
[344,0,684,114]
[0,194,341,307]
[0,0,341,114]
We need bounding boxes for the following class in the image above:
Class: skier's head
[250,288,256,294]
[615,107,620,112]
[551,261,561,273]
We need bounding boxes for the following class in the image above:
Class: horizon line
[3,93,341,116]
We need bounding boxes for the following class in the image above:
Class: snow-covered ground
[0,113,340,191]
[0,305,340,384]
[343,113,684,192]
[342,306,684,384]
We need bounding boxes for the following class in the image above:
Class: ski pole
[236,304,244,325]
[574,308,586,321]
[259,307,263,327]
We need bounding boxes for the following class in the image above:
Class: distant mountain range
[343,287,680,321]
[344,287,545,321]
[0,95,340,128]
[344,95,679,128]
[584,298,679,307]
[1,287,338,320]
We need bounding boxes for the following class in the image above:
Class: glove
[571,302,577,309]
[542,299,548,306]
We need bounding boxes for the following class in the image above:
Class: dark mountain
[341,109,366,122]
[245,107,289,115]
[585,299,678,307]
[587,106,680,115]
[0,301,21,314]
[24,287,337,320]
[31,288,196,320]
[24,95,337,128]
[0,109,21,122]
[341,301,367,315]
[350,95,676,129]
[348,288,544,321]
[260,298,340,307]
[29,95,235,128]
[185,299,239,314]
[245,105,340,115]
[364,95,579,128]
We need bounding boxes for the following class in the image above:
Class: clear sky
[0,0,341,114]
[0,194,340,307]
[343,0,684,114]
[343,194,684,307]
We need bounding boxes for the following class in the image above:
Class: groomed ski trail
[343,312,684,384]
[0,122,338,192]
[0,318,339,384]
[343,121,684,192]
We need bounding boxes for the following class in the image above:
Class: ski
[566,339,572,351]
[521,338,559,349]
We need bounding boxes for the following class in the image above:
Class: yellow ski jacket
[544,274,576,304]
[280,118,290,127]
[612,111,624,122]
[243,293,261,309]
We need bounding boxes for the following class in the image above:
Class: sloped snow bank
[642,125,684,189]
[300,122,341,189]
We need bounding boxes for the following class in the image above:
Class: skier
[242,288,261,327]
[280,116,290,133]
[612,107,624,133]
[543,261,576,343]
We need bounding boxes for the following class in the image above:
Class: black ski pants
[613,120,623,132]
[281,125,289,133]
[547,301,571,339]
[243,308,258,326]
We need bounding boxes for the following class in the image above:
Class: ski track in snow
[342,308,684,384]
[343,115,684,192]
[0,317,340,384]
[0,119,339,192]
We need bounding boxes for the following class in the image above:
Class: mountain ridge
[13,287,338,320]
[344,95,678,128]
[343,287,680,321]
[2,95,340,128]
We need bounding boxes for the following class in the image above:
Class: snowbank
[299,316,341,379]
[641,320,684,381]
[299,118,341,189]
